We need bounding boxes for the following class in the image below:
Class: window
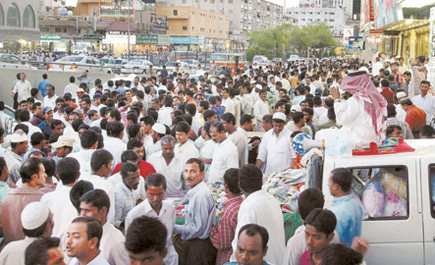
[23,5,35,28]
[428,165,435,218]
[0,4,4,26]
[192,26,194,30]
[55,27,61,32]
[182,26,187,30]
[6,2,20,27]
[40,28,49,32]
[349,166,409,220]
[173,10,178,16]
[63,28,67,33]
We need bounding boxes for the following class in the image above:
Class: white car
[121,60,153,74]
[182,59,200,69]
[48,55,104,73]
[288,54,300,63]
[252,55,268,64]
[164,61,191,72]
[101,58,128,73]
[0,54,37,70]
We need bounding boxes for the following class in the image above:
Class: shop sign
[136,34,158,45]
[82,34,103,41]
[171,36,198,45]
[158,34,171,46]
[41,34,62,41]
[99,0,135,19]
[0,29,40,41]
[151,18,167,34]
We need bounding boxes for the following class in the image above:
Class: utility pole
[127,0,131,61]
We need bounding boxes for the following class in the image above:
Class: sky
[268,0,300,8]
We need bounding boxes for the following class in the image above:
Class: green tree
[245,23,336,60]
[307,24,337,48]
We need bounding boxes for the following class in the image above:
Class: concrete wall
[0,68,114,107]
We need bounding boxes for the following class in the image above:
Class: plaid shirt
[210,196,244,265]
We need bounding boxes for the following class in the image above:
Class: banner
[99,0,135,19]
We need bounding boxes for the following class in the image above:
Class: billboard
[372,0,402,29]
[99,0,135,19]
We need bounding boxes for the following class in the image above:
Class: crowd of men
[0,51,430,265]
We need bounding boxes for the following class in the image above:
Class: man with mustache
[174,158,217,265]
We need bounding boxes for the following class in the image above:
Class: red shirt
[111,160,156,179]
[405,104,426,133]
[381,87,395,104]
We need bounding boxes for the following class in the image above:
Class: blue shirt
[331,194,363,247]
[38,79,51,97]
[211,106,226,121]
[0,181,12,204]
[116,86,126,96]
[174,181,216,240]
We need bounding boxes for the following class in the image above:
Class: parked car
[271,57,282,63]
[48,55,104,73]
[164,61,192,73]
[182,59,200,69]
[0,54,37,70]
[288,54,300,63]
[121,60,153,74]
[101,58,128,73]
[252,55,268,64]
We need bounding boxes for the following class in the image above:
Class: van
[307,139,435,264]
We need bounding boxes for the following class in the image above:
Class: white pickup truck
[308,139,435,264]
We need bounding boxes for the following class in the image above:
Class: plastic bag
[383,190,407,217]
[362,180,385,218]
[381,172,407,199]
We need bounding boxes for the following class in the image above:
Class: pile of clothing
[263,168,307,213]
[208,183,228,216]
[362,170,408,218]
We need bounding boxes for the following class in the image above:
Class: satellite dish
[67,10,73,16]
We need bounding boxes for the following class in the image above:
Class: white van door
[420,159,435,264]
[331,158,424,265]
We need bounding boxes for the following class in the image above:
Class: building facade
[286,6,344,36]
[156,0,287,45]
[156,6,229,50]
[0,0,40,52]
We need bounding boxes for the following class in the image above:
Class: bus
[209,52,245,74]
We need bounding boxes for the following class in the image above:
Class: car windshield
[128,61,142,65]
[59,56,84,62]
[113,59,123,64]
[166,62,178,67]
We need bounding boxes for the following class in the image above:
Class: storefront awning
[380,19,429,32]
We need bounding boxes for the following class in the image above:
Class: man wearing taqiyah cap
[145,123,167,158]
[0,202,52,265]
[4,129,28,184]
[256,112,295,175]
[394,91,408,122]
[1,158,46,245]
